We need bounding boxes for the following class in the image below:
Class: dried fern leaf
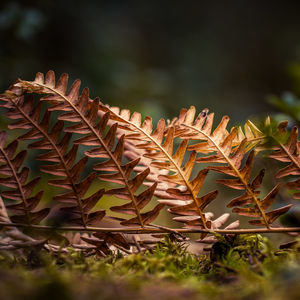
[7,71,162,228]
[0,131,48,225]
[0,93,106,228]
[96,104,218,230]
[171,106,291,228]
[1,70,299,250]
[267,121,300,200]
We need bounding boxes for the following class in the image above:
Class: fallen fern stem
[1,222,300,234]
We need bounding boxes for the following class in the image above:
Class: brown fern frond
[0,93,106,227]
[267,121,300,200]
[2,70,300,255]
[0,131,49,225]
[96,105,219,230]
[171,106,291,228]
[8,71,162,228]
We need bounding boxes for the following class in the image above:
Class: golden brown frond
[172,106,291,228]
[0,131,48,225]
[0,93,105,227]
[97,104,218,230]
[268,121,300,200]
[8,70,162,228]
[0,70,300,255]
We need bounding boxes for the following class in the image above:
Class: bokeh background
[2,0,300,123]
[2,0,300,232]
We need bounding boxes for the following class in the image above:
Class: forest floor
[1,235,300,300]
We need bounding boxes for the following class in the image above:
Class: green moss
[1,235,300,300]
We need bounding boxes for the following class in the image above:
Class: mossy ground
[1,235,300,300]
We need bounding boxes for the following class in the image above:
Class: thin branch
[1,222,300,234]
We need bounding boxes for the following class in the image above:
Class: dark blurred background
[2,0,300,124]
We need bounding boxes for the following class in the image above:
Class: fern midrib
[235,129,300,174]
[10,98,88,228]
[0,146,31,223]
[240,124,300,171]
[184,124,270,228]
[246,134,300,174]
[26,81,145,228]
[102,111,209,229]
[278,141,300,170]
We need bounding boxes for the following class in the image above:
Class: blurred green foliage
[268,92,300,124]
[267,61,300,126]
